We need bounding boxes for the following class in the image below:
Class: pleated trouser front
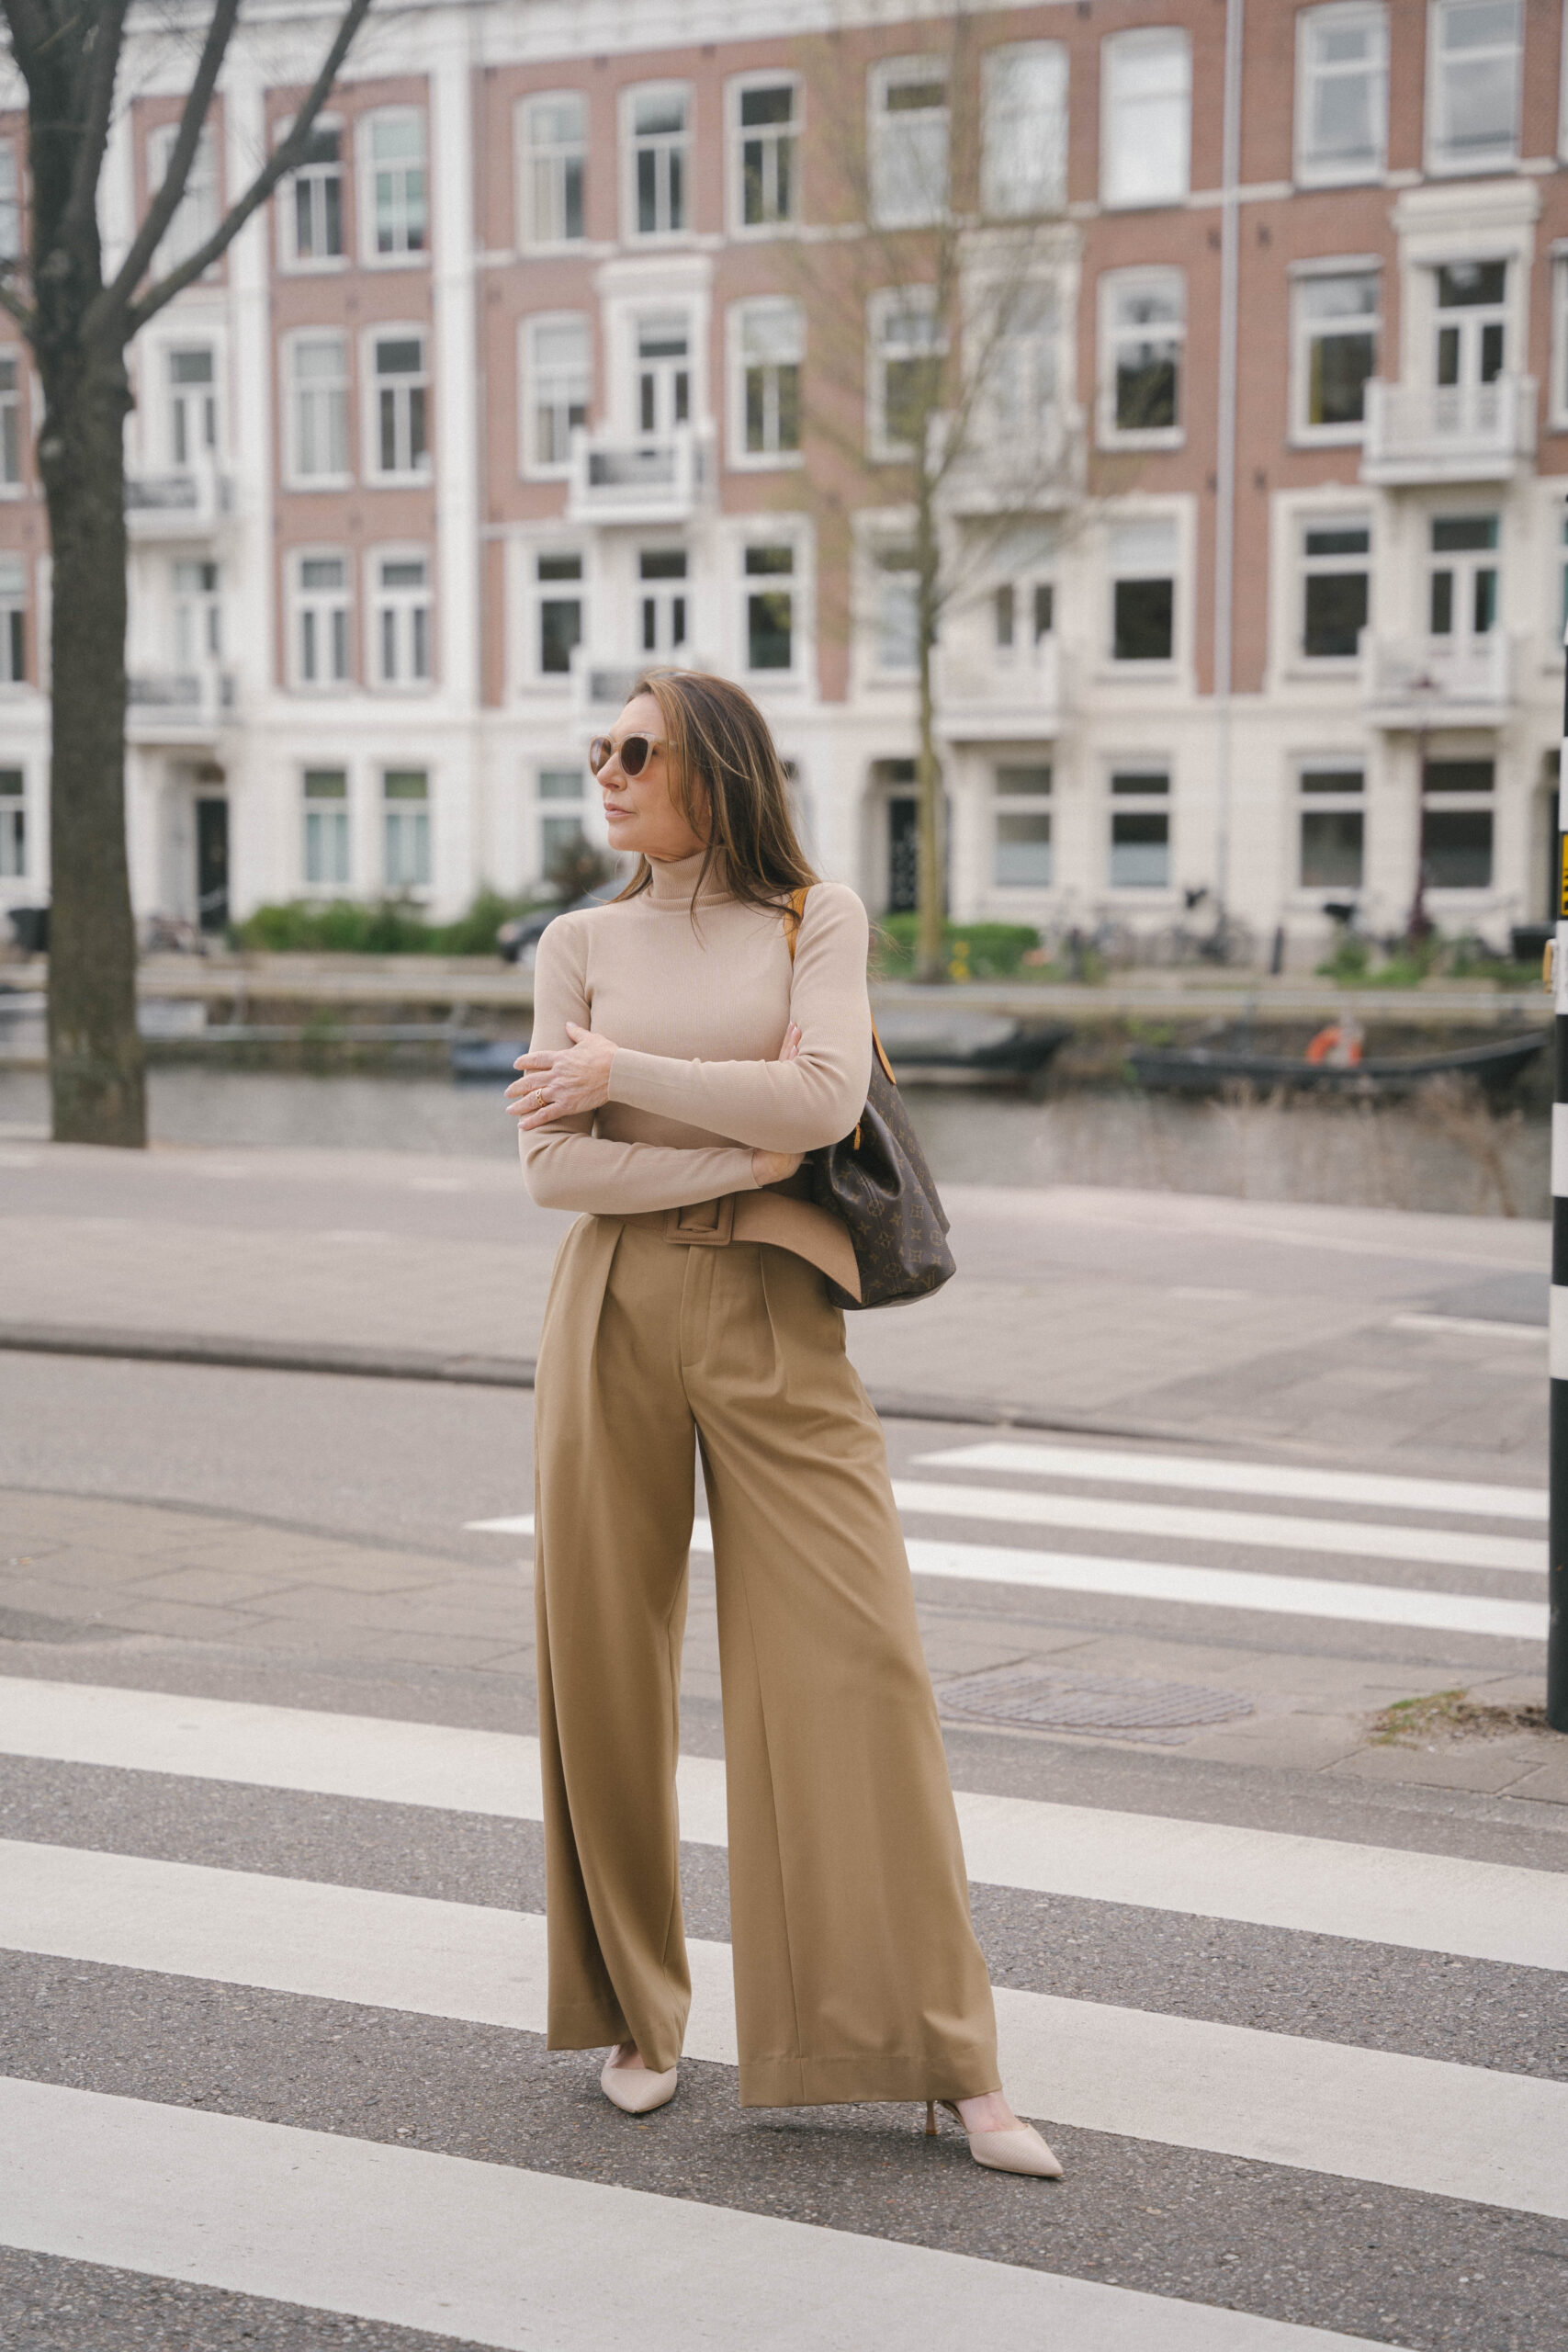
[532,1214,1000,2108]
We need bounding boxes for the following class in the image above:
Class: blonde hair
[615,669,818,913]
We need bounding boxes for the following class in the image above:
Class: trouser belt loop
[663,1195,735,1245]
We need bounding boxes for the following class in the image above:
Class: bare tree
[0,0,374,1145]
[793,7,1079,981]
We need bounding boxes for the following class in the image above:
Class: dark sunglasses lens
[620,735,651,778]
[589,737,612,774]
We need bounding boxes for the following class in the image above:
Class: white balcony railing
[934,635,1065,741]
[1360,375,1536,485]
[125,463,235,540]
[566,427,714,526]
[935,410,1086,517]
[569,649,721,716]
[1361,633,1512,725]
[126,666,238,740]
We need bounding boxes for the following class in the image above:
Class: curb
[0,1323,1199,1444]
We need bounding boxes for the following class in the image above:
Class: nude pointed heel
[925,2097,1064,2178]
[600,2048,679,2116]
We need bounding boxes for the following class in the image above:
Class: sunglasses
[589,733,664,778]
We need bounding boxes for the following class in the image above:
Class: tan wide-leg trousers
[532,1213,1000,2108]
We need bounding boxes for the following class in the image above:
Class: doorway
[1433,261,1506,414]
[636,315,691,435]
[196,796,229,932]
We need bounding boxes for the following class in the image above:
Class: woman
[508,669,1060,2180]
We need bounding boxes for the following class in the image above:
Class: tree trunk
[40,345,145,1147]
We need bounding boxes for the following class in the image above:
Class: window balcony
[1359,376,1535,486]
[127,666,238,742]
[934,636,1065,742]
[565,427,714,527]
[125,463,235,541]
[568,649,716,717]
[1361,634,1511,728]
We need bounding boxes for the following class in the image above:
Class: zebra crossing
[468,1436,1551,1642]
[0,1664,1562,2346]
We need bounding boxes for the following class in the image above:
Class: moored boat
[1129,1031,1547,1098]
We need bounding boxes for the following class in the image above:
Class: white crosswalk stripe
[0,2079,1392,2352]
[3,1666,1562,2346]
[465,1514,1547,1640]
[470,1432,1550,1641]
[5,1678,1562,1969]
[5,1838,1564,2219]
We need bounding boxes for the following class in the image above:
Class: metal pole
[1550,600,1568,1732]
[1211,0,1244,922]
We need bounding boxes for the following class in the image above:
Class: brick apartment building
[2,0,1567,956]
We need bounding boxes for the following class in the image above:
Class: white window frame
[1295,761,1367,896]
[0,554,25,686]
[869,55,951,230]
[1106,515,1180,672]
[869,540,920,677]
[284,330,351,487]
[532,547,586,685]
[382,765,432,891]
[520,312,591,481]
[1551,254,1568,427]
[164,340,220,470]
[365,325,431,483]
[992,763,1055,891]
[867,287,944,463]
[361,107,428,266]
[1098,267,1185,450]
[1294,5,1389,187]
[739,537,799,678]
[1427,0,1522,176]
[149,121,220,277]
[0,346,22,493]
[516,90,588,251]
[1297,513,1373,666]
[0,140,20,263]
[1105,765,1174,892]
[277,114,345,270]
[290,548,353,691]
[1291,265,1382,444]
[981,41,1068,218]
[728,72,801,236]
[1100,28,1191,210]
[534,763,589,886]
[0,766,25,877]
[369,546,434,691]
[302,767,352,888]
[622,82,692,243]
[728,298,804,470]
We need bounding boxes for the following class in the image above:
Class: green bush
[233,890,541,956]
[874,916,1041,978]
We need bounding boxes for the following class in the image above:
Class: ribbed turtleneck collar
[643,846,731,905]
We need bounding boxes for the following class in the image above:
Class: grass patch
[1369,1688,1547,1745]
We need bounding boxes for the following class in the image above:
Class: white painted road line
[913,1441,1549,1523]
[4,1840,1564,2219]
[899,1539,1547,1642]
[8,1679,1563,1970]
[0,2079,1392,2352]
[1390,1314,1546,1343]
[890,1479,1545,1576]
[463,1517,1546,1637]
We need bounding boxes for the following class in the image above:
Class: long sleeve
[604,884,872,1152]
[518,915,761,1214]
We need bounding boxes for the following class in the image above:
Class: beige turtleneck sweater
[518,849,873,1296]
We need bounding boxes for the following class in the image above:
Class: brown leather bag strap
[783,885,896,1090]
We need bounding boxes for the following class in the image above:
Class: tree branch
[0,0,61,75]
[60,0,129,245]
[90,0,243,331]
[123,0,375,334]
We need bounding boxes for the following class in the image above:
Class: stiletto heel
[925,2097,1065,2179]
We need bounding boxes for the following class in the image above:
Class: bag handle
[784,886,896,1088]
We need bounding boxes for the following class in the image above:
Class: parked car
[497,880,623,968]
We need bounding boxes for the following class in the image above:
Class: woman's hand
[507,1023,617,1128]
[752,1023,804,1185]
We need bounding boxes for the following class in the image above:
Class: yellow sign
[1560,834,1568,919]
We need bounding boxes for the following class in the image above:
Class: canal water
[0,1066,1548,1219]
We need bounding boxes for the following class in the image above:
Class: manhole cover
[934,1662,1254,1745]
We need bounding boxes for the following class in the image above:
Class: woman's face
[594,694,709,864]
